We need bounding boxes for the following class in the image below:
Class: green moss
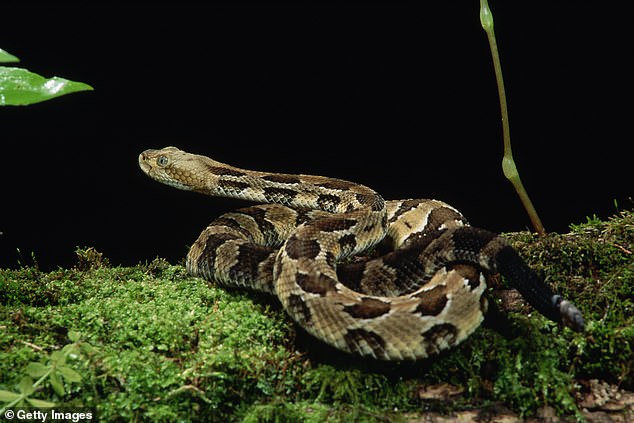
[0,210,631,420]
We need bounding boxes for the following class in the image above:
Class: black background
[1,3,631,271]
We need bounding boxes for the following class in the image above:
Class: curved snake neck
[139,146,584,361]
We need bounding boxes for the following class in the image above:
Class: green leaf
[80,342,95,354]
[57,366,82,383]
[18,376,34,396]
[0,66,93,106]
[26,362,51,378]
[68,330,81,342]
[26,397,56,408]
[0,49,19,63]
[62,343,78,355]
[0,389,22,402]
[50,350,66,366]
[49,372,64,397]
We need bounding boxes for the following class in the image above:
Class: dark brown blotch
[343,297,391,319]
[448,263,483,290]
[317,194,342,212]
[205,164,246,177]
[401,199,426,209]
[311,217,357,232]
[427,206,468,229]
[202,232,240,259]
[238,206,277,243]
[285,235,321,259]
[218,180,250,193]
[413,285,449,316]
[229,244,275,285]
[263,187,298,203]
[336,262,365,292]
[344,328,387,359]
[189,232,241,280]
[424,323,458,355]
[261,174,302,184]
[295,272,338,295]
[338,234,357,255]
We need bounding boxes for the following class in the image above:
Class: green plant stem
[0,368,53,414]
[480,0,546,236]
[0,343,80,413]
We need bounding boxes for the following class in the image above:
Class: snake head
[139,146,212,192]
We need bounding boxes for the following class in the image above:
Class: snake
[138,146,584,361]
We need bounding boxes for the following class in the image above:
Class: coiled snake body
[139,147,584,361]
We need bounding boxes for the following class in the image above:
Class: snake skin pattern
[139,146,584,361]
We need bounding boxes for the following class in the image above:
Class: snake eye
[157,155,169,167]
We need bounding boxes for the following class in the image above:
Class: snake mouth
[138,150,154,175]
[138,152,147,167]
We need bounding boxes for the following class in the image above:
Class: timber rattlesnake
[139,146,584,360]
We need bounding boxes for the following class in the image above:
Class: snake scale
[139,146,584,361]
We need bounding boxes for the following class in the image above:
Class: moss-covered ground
[1,210,632,421]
